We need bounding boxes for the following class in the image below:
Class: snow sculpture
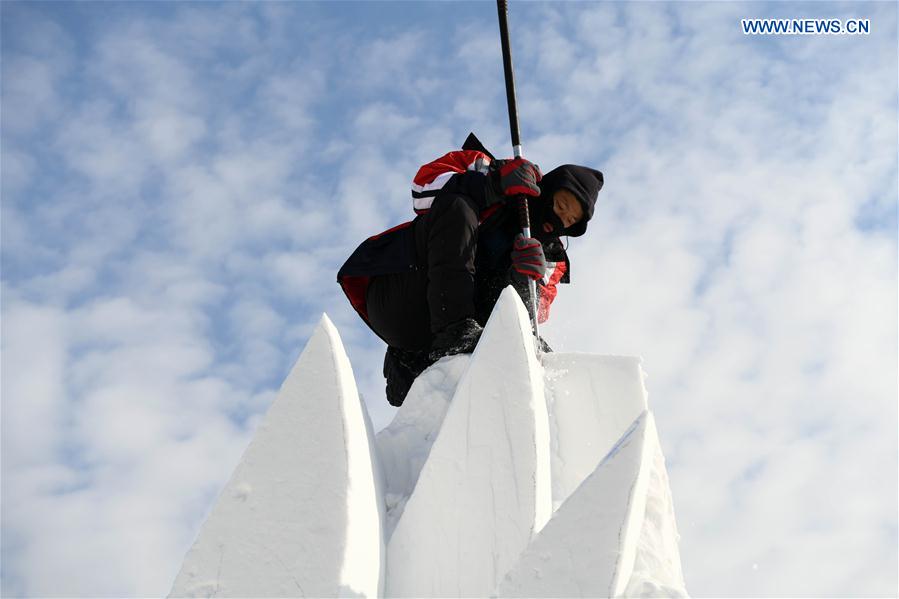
[170,289,687,598]
[385,287,552,597]
[497,412,687,597]
[169,315,385,598]
[542,353,648,509]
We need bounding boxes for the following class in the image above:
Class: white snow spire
[169,315,385,598]
[385,287,552,597]
[169,290,687,597]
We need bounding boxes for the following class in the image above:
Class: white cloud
[1,2,896,597]
[55,99,151,190]
[259,67,326,133]
[1,301,69,466]
[1,149,36,195]
[135,108,207,164]
[353,31,428,92]
[1,288,263,596]
[1,52,67,137]
[89,28,203,113]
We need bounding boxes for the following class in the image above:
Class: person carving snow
[338,134,603,406]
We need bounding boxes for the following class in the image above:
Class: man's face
[542,188,585,233]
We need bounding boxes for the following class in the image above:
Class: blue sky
[2,1,897,596]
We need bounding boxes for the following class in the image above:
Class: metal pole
[496,0,522,159]
[496,0,540,339]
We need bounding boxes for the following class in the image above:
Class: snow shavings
[231,483,252,502]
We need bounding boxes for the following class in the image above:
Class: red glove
[511,234,547,280]
[496,158,542,197]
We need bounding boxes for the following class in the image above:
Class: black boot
[384,347,432,407]
[428,317,484,362]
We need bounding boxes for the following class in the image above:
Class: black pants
[366,194,479,351]
[367,195,479,406]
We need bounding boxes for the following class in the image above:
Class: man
[338,134,603,406]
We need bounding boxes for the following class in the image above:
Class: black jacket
[338,134,602,337]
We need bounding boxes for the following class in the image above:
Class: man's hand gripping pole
[496,0,541,343]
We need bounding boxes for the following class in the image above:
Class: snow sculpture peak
[169,314,385,598]
[170,290,687,597]
[385,286,552,597]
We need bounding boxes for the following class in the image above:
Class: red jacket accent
[338,221,414,328]
[538,260,568,324]
[411,150,491,214]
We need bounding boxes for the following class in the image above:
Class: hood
[538,164,604,237]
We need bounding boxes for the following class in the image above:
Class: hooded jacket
[537,164,604,237]
[337,134,602,339]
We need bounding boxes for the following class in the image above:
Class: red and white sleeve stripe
[411,150,491,214]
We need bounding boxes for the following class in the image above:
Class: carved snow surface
[542,353,649,510]
[624,431,688,598]
[375,354,471,539]
[385,287,553,598]
[169,315,385,598]
[377,291,687,597]
[496,412,688,598]
[169,287,687,597]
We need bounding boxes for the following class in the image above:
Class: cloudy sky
[2,1,896,596]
